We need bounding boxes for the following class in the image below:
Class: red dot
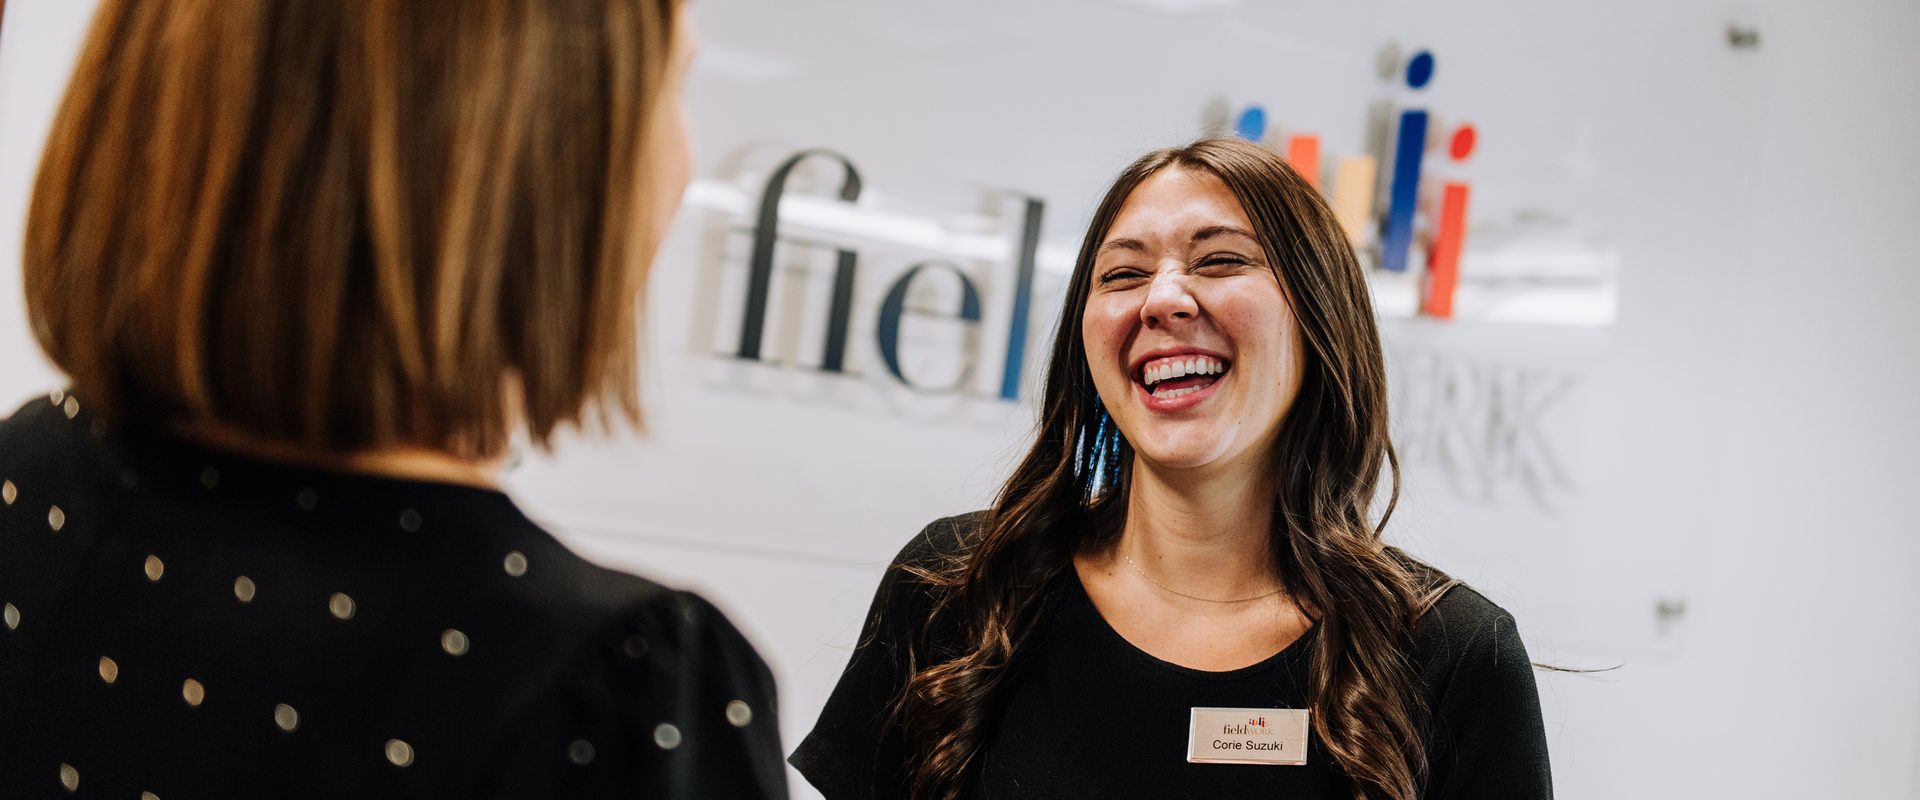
[1449,124,1477,161]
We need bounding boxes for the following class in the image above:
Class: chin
[1126,433,1235,473]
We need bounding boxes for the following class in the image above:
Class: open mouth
[1135,354,1229,400]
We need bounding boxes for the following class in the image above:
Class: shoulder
[517,537,679,622]
[585,585,784,796]
[500,534,770,680]
[484,543,785,795]
[0,394,113,483]
[487,577,787,797]
[890,510,987,570]
[1383,548,1519,672]
[1407,581,1538,712]
[506,530,763,663]
[0,394,71,436]
[1412,583,1519,669]
[0,395,124,573]
[823,511,989,665]
[873,511,989,621]
[789,514,989,798]
[1400,580,1554,795]
[612,580,771,679]
[1414,583,1514,653]
[607,584,778,715]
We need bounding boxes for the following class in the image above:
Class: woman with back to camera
[0,1,787,797]
[792,137,1552,799]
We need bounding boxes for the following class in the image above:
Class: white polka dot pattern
[385,739,415,767]
[653,723,683,751]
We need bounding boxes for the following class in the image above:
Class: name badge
[1187,707,1310,766]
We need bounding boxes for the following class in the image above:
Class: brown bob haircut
[25,0,681,459]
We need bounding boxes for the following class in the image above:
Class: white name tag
[1187,707,1310,766]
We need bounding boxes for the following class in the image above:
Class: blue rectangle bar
[1381,109,1428,273]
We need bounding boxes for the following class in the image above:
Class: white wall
[1558,2,1920,796]
[3,1,1917,798]
[0,0,72,395]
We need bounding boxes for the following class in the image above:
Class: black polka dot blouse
[0,394,787,798]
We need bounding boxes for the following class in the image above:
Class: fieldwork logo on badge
[1221,717,1278,736]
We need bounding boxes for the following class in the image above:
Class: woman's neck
[171,421,508,490]
[1117,455,1281,598]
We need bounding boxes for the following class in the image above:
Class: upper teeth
[1143,356,1224,386]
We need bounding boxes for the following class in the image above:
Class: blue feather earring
[1087,398,1118,496]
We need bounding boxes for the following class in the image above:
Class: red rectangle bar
[1423,182,1470,319]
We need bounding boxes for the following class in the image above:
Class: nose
[1140,266,1199,329]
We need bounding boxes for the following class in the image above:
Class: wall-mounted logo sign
[683,45,1612,427]
[690,150,1052,403]
[1230,48,1478,320]
[1226,45,1598,507]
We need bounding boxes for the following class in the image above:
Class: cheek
[1212,290,1302,386]
[1080,297,1135,385]
[1263,318,1307,403]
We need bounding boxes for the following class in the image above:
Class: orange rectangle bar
[1285,135,1321,187]
[1423,182,1470,319]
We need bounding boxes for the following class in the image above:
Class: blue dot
[1406,51,1435,89]
[1234,106,1267,142]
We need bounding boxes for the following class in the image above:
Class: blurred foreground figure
[0,1,787,797]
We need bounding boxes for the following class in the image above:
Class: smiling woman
[1083,166,1305,474]
[792,137,1552,800]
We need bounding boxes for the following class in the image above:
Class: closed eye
[1097,267,1150,285]
[1195,255,1254,272]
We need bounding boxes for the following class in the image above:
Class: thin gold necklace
[1121,551,1286,604]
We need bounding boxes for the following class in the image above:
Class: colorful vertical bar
[1285,135,1321,187]
[1330,155,1377,248]
[1380,109,1428,273]
[1422,181,1470,319]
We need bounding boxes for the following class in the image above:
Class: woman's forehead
[1105,167,1256,247]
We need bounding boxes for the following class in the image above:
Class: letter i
[1381,50,1435,273]
[1422,125,1476,319]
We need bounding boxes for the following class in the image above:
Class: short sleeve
[1425,611,1554,800]
[477,591,787,799]
[789,516,972,800]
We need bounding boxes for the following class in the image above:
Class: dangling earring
[1088,399,1117,493]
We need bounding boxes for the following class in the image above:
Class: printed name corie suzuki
[1210,739,1286,751]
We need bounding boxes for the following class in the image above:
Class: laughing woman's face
[1080,166,1306,477]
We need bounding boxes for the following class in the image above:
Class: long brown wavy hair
[893,137,1456,799]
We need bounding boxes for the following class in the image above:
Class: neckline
[146,431,511,498]
[100,416,527,527]
[1063,568,1318,682]
[13,395,543,546]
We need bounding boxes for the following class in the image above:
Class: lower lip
[1135,374,1225,413]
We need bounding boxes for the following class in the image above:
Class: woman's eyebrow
[1097,237,1149,256]
[1190,225,1258,244]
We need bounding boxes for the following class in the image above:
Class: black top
[0,395,787,799]
[792,513,1552,799]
